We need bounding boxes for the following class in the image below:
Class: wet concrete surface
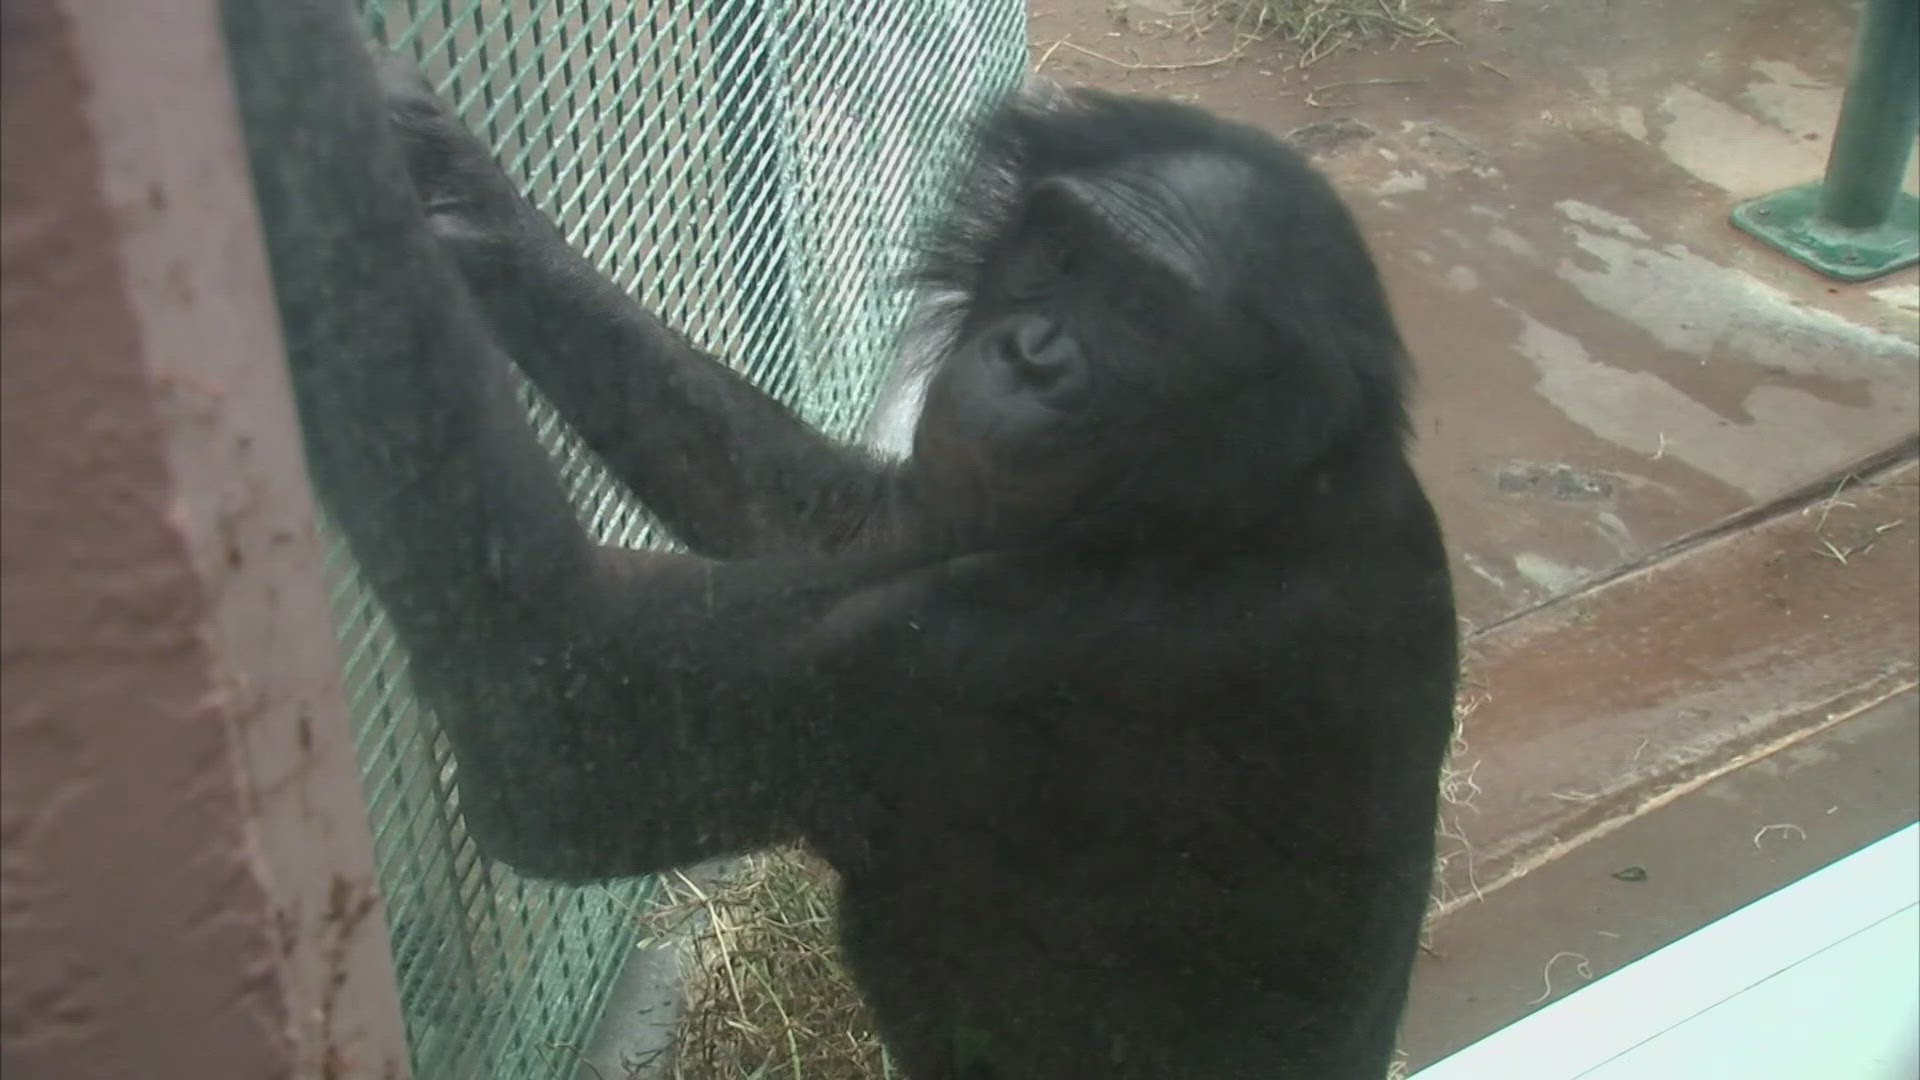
[1401,689,1919,1071]
[1431,457,1918,911]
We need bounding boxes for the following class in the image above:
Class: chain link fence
[324,2,1026,1074]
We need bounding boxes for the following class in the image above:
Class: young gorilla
[225,2,1456,1076]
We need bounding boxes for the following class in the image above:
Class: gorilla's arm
[223,0,906,879]
[382,69,904,559]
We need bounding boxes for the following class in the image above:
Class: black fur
[224,3,1457,1076]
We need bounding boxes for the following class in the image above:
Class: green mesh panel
[328,3,1027,1076]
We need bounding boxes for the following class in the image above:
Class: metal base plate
[1731,182,1920,283]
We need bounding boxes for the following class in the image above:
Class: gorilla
[222,2,1457,1077]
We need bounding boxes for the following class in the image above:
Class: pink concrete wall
[2,1,409,1076]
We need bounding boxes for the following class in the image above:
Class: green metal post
[1731,0,1919,281]
[1820,0,1920,228]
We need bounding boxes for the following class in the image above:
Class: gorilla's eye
[1002,243,1076,301]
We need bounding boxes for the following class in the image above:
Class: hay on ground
[638,849,888,1080]
[1195,0,1451,66]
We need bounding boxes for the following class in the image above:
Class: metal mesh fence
[325,3,1026,1075]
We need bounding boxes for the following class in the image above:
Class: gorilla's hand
[377,57,541,261]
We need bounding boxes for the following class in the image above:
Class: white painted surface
[1413,823,1920,1080]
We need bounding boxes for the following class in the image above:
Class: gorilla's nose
[1006,315,1078,378]
[1000,315,1089,405]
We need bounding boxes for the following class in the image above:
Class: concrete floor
[1412,818,1919,1078]
[586,0,1920,1072]
[1402,689,1919,1071]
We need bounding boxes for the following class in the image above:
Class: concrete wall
[2,1,409,1075]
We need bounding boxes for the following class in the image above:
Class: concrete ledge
[1434,453,1918,913]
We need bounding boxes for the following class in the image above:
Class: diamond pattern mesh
[327,3,1025,1074]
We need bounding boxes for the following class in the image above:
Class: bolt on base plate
[1731,182,1919,283]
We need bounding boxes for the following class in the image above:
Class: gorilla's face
[905,90,1410,545]
[910,149,1256,540]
